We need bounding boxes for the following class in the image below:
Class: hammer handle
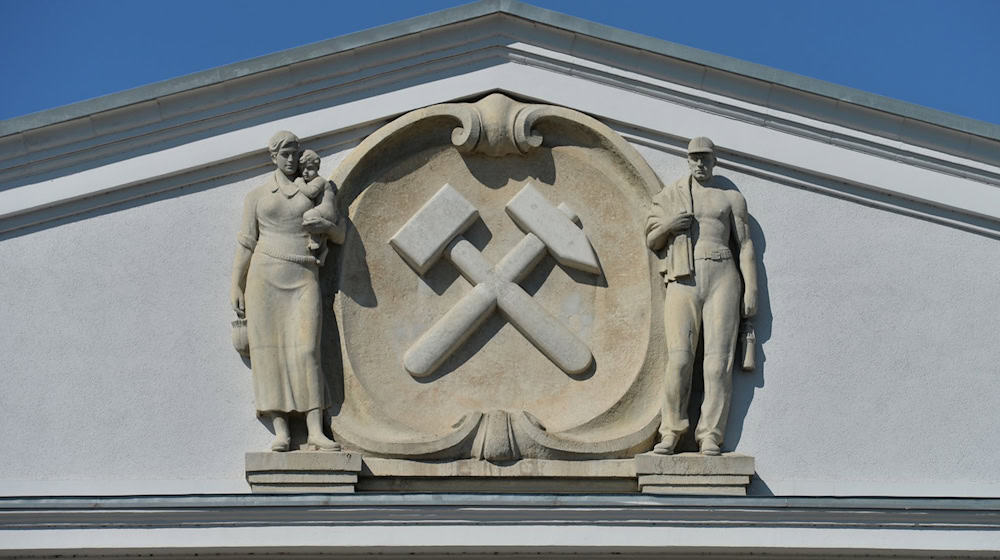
[403,283,497,377]
[495,283,593,374]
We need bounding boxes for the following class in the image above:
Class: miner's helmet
[687,136,715,154]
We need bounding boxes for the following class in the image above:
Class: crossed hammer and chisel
[390,183,601,378]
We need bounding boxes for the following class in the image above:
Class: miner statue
[646,137,758,456]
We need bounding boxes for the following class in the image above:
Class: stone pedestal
[246,453,756,494]
[245,451,363,493]
[359,458,637,493]
[634,452,754,496]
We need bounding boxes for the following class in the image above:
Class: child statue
[297,150,338,260]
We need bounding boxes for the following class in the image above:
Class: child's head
[299,150,321,180]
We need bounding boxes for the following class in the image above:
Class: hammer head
[390,184,479,275]
[505,183,600,275]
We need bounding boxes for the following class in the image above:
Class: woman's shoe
[305,436,341,452]
[270,436,290,452]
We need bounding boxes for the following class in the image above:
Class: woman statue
[230,130,344,452]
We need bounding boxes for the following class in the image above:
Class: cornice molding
[2,495,998,557]
[4,494,999,530]
[2,0,998,146]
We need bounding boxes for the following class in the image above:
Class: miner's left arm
[731,193,758,318]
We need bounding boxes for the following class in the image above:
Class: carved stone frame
[326,92,666,462]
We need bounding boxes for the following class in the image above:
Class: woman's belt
[255,242,320,265]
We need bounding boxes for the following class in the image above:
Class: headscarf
[268,130,300,155]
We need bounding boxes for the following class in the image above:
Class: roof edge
[1,0,998,142]
[0,0,509,137]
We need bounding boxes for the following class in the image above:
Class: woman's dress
[237,170,329,414]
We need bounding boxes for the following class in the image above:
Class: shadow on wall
[749,475,775,496]
[321,240,346,419]
[461,148,557,190]
[726,208,775,498]
[725,211,771,452]
[336,217,377,309]
[418,218,493,297]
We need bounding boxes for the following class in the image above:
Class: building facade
[1,1,998,557]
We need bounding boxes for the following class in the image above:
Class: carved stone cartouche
[327,93,667,462]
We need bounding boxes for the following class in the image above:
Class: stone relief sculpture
[645,137,758,456]
[230,130,345,452]
[389,183,599,378]
[326,93,668,462]
[236,99,759,495]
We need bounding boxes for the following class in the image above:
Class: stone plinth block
[634,452,754,496]
[359,458,637,493]
[246,451,363,494]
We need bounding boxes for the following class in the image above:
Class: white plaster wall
[1,91,998,497]
[0,152,350,495]
[1,138,996,498]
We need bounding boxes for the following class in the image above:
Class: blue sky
[1,0,998,125]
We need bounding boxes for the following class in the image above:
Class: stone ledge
[246,451,363,494]
[635,452,755,475]
[638,474,751,486]
[643,485,747,496]
[246,451,363,471]
[247,484,357,494]
[360,458,637,493]
[247,472,359,484]
[363,457,635,477]
[635,452,755,496]
[244,453,757,494]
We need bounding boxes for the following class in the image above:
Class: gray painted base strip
[1,494,998,531]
